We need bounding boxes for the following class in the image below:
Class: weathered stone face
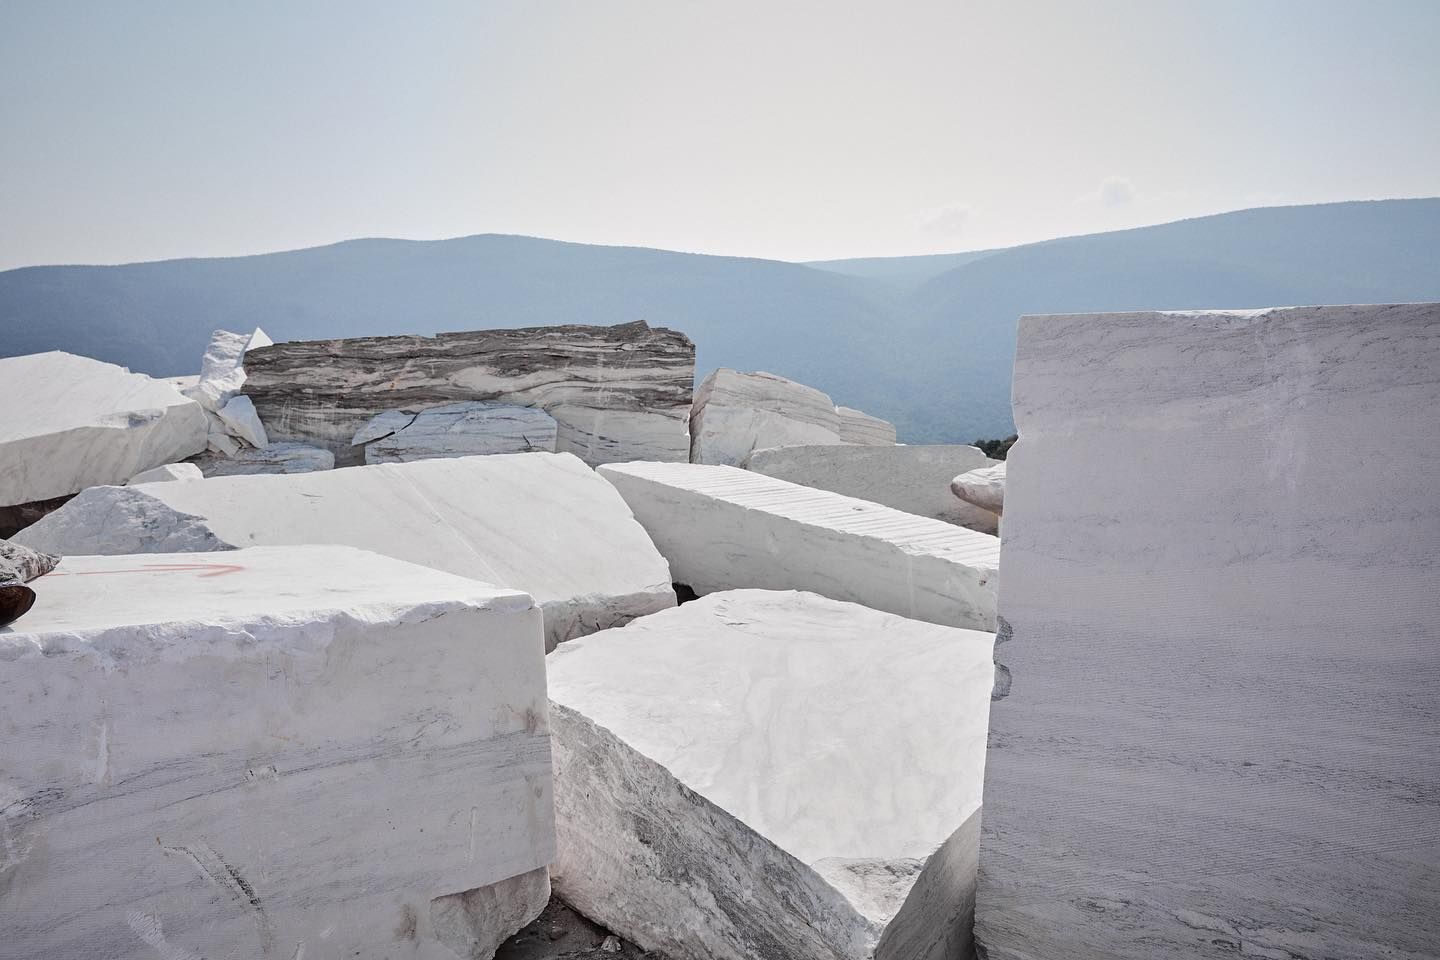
[353,402,558,463]
[0,545,553,959]
[241,320,695,466]
[976,303,1440,960]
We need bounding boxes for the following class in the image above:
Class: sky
[2,0,1438,271]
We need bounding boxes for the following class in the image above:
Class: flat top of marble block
[0,351,196,441]
[601,461,1000,569]
[2,545,533,661]
[547,589,994,864]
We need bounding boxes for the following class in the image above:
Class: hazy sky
[2,1,1438,270]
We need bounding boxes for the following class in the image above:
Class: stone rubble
[1,545,554,960]
[599,461,999,632]
[745,443,1000,532]
[18,452,675,650]
[548,590,994,960]
[0,351,208,509]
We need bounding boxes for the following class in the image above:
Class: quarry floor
[496,896,659,959]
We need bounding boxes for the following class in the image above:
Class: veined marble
[745,443,999,532]
[689,369,843,465]
[950,461,1005,515]
[19,453,675,650]
[976,303,1440,960]
[0,545,553,960]
[836,405,898,445]
[354,402,558,463]
[0,352,208,507]
[599,461,999,631]
[188,442,335,477]
[242,320,694,466]
[548,590,994,960]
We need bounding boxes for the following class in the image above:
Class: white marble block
[0,352,208,507]
[689,369,844,465]
[599,461,998,631]
[354,402,559,463]
[181,327,272,413]
[548,590,994,960]
[126,462,204,484]
[0,545,553,960]
[242,321,694,466]
[216,394,269,449]
[976,303,1440,960]
[18,453,674,650]
[836,405,898,445]
[950,461,1005,515]
[745,443,999,532]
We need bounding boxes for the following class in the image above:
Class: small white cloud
[916,202,973,236]
[1099,176,1137,207]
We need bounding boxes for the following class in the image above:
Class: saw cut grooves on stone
[241,320,695,466]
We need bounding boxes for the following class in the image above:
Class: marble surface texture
[745,443,999,532]
[548,590,994,960]
[599,461,999,632]
[976,303,1440,960]
[189,441,336,476]
[354,402,559,463]
[19,452,675,650]
[180,327,272,413]
[949,462,1005,515]
[242,320,695,466]
[836,405,898,445]
[126,462,204,484]
[689,369,844,465]
[0,545,554,960]
[0,352,208,507]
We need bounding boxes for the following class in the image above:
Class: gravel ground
[495,896,659,960]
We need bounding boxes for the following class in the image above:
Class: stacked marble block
[977,304,1440,960]
[0,546,554,959]
[17,453,676,651]
[600,461,1000,632]
[548,590,995,960]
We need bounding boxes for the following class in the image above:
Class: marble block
[126,462,204,484]
[0,545,553,960]
[599,461,998,631]
[836,405,898,445]
[0,352,208,507]
[354,402,559,464]
[190,441,336,477]
[181,327,272,413]
[976,303,1440,960]
[548,590,994,960]
[242,320,694,466]
[18,453,675,650]
[950,462,1005,515]
[689,368,844,465]
[216,394,269,449]
[745,443,999,532]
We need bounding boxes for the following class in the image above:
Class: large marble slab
[0,351,208,507]
[976,303,1440,960]
[0,545,553,960]
[18,453,675,650]
[242,320,694,466]
[548,590,994,960]
[599,461,998,631]
[745,443,999,532]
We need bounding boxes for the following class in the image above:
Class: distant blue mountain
[3,198,1437,442]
